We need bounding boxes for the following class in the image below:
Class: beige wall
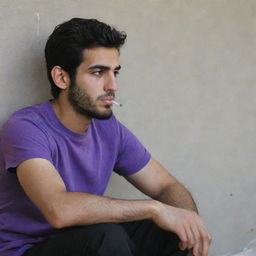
[1,0,256,255]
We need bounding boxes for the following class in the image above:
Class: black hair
[45,18,127,98]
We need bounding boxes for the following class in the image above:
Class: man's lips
[100,98,114,105]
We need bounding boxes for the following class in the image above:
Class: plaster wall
[0,1,255,255]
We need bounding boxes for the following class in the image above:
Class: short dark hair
[45,18,127,98]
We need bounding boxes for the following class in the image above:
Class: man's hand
[152,202,211,256]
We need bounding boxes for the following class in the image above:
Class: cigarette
[112,100,123,107]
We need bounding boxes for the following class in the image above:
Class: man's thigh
[23,221,187,256]
[121,220,188,256]
[23,223,135,256]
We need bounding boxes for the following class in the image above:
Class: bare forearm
[17,159,158,229]
[50,191,157,228]
[126,158,198,213]
[155,182,198,213]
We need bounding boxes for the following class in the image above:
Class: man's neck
[51,98,91,134]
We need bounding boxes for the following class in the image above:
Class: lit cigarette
[112,100,123,107]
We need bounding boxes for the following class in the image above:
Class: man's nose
[104,73,118,92]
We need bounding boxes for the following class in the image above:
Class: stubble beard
[68,81,113,120]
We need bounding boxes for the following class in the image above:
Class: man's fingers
[199,226,211,256]
[185,226,195,249]
[185,214,211,256]
[178,228,189,251]
[193,242,201,256]
[178,223,197,251]
[156,206,211,256]
[191,224,202,256]
[192,221,211,256]
[179,241,186,251]
[177,213,210,255]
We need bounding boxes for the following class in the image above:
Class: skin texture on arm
[126,158,198,212]
[126,158,211,256]
[16,158,158,228]
[17,157,211,256]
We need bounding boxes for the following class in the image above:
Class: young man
[0,18,211,256]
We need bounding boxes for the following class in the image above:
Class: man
[0,18,211,256]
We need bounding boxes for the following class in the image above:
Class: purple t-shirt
[0,101,151,256]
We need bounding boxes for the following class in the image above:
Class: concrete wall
[1,0,255,255]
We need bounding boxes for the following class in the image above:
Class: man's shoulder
[2,101,49,134]
[6,102,48,122]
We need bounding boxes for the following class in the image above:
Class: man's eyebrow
[88,65,121,70]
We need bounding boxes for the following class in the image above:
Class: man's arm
[126,158,197,211]
[126,158,211,256]
[17,158,158,228]
[17,157,211,256]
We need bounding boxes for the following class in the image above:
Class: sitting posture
[0,18,211,256]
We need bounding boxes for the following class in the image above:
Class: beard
[68,81,114,120]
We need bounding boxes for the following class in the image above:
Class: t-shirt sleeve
[113,119,151,177]
[1,114,52,172]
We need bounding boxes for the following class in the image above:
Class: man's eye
[93,71,103,76]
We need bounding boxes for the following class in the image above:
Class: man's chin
[72,104,113,120]
[92,109,113,120]
[91,105,112,119]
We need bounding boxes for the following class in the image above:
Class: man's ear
[51,66,71,89]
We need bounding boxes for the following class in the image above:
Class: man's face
[68,47,121,120]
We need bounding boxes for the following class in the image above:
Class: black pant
[23,220,188,256]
